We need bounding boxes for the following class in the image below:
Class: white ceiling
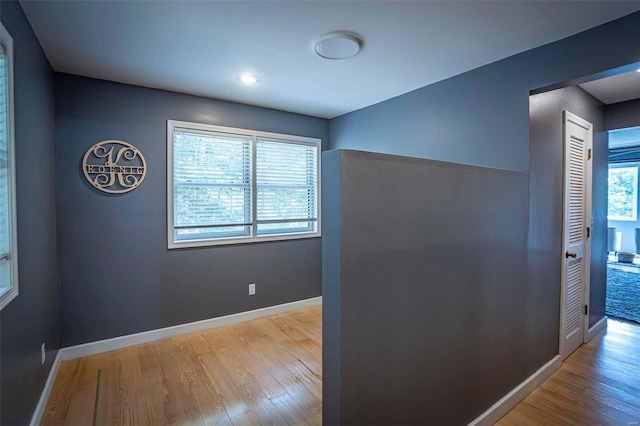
[580,70,640,105]
[21,1,640,119]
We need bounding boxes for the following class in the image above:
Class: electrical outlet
[249,283,256,296]
[41,343,46,365]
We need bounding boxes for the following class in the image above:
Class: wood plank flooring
[498,318,640,425]
[42,306,322,426]
[44,307,640,426]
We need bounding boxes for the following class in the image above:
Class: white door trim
[587,315,607,341]
[559,110,592,359]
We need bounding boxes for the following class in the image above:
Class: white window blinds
[0,23,18,311]
[173,130,252,241]
[256,140,318,235]
[0,45,9,262]
[168,122,321,248]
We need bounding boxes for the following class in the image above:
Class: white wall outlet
[249,283,256,296]
[41,343,46,365]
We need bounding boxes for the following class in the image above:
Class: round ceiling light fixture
[314,32,362,60]
[238,73,259,85]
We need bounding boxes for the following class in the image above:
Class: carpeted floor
[606,267,640,323]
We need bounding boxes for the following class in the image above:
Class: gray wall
[322,150,529,425]
[321,150,342,426]
[0,1,59,425]
[324,13,638,425]
[329,12,640,173]
[606,98,640,131]
[529,86,607,333]
[55,74,328,346]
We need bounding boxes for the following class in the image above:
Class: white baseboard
[30,297,321,424]
[587,316,607,341]
[60,296,322,361]
[29,350,62,426]
[468,354,561,426]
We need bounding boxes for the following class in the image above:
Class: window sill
[0,285,18,311]
[168,231,321,249]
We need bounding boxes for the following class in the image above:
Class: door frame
[559,110,593,359]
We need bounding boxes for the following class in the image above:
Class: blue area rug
[606,268,640,323]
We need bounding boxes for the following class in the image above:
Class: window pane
[175,225,249,242]
[0,147,8,256]
[608,166,638,221]
[256,140,317,236]
[0,44,12,295]
[257,221,316,235]
[0,261,10,292]
[173,130,251,241]
[169,123,321,247]
[256,188,314,221]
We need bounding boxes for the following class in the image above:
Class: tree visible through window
[608,166,638,221]
[168,121,321,248]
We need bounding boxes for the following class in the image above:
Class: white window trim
[167,120,322,249]
[0,22,19,310]
[608,165,638,222]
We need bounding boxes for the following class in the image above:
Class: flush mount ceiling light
[238,73,259,85]
[314,32,362,60]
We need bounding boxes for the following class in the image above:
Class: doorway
[528,65,640,362]
[606,125,640,324]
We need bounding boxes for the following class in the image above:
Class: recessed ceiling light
[238,73,259,85]
[314,32,362,60]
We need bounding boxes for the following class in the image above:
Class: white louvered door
[561,111,592,360]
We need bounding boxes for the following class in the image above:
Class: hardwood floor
[43,307,640,426]
[498,318,640,425]
[42,306,322,426]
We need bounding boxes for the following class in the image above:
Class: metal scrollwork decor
[82,140,147,194]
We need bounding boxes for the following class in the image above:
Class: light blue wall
[609,126,640,146]
[329,12,640,172]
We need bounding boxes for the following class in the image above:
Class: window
[0,23,18,310]
[608,166,638,221]
[167,121,321,248]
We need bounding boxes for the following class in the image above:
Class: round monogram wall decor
[82,140,147,194]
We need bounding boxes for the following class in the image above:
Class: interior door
[561,111,592,360]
